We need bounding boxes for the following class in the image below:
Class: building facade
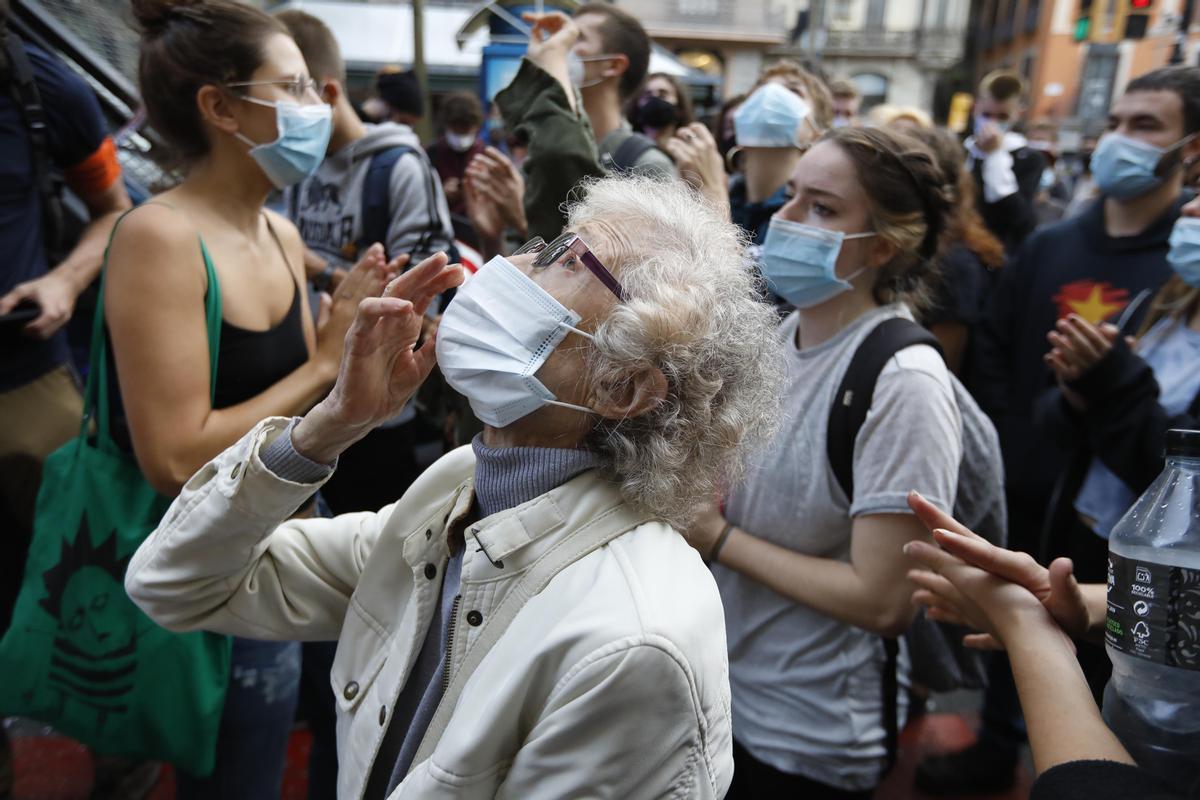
[614,0,791,97]
[769,0,970,113]
[974,0,1200,140]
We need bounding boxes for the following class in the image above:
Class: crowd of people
[1,0,1199,798]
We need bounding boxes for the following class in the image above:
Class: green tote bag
[0,218,232,776]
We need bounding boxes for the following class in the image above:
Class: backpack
[356,144,459,267]
[2,29,65,256]
[826,316,1007,770]
[601,130,661,174]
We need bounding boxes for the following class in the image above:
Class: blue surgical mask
[761,216,875,309]
[1168,217,1200,288]
[1090,132,1184,200]
[734,83,813,148]
[234,97,332,189]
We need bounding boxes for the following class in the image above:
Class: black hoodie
[969,194,1187,549]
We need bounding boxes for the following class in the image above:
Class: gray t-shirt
[717,304,961,791]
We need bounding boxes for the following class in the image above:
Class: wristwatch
[311,263,337,293]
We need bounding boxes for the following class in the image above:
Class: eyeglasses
[227,77,321,102]
[514,232,627,302]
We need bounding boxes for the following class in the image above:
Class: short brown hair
[823,126,952,312]
[830,77,859,100]
[980,70,1024,103]
[755,60,834,130]
[440,91,484,129]
[275,8,345,86]
[575,2,650,100]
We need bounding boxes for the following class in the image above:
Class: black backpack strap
[882,637,900,775]
[827,317,942,502]
[3,31,64,254]
[358,144,415,257]
[609,132,658,173]
[359,144,458,266]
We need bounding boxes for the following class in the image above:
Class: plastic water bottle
[1104,429,1200,797]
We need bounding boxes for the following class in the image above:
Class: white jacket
[125,417,733,799]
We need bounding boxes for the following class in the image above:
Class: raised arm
[494,12,604,242]
[126,254,464,638]
[104,205,391,495]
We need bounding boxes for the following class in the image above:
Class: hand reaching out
[903,492,1093,650]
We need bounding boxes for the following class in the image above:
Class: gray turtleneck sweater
[261,420,597,796]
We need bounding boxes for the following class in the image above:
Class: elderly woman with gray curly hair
[125,173,782,800]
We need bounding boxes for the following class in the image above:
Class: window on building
[832,0,854,23]
[866,0,887,30]
[852,72,889,112]
[935,0,950,29]
[676,0,720,16]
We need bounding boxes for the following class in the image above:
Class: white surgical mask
[436,256,596,427]
[446,130,477,153]
[566,52,616,89]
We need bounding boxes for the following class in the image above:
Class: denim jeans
[176,637,301,800]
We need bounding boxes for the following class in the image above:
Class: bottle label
[1107,552,1200,671]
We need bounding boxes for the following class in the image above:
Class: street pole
[1172,0,1195,65]
[412,0,433,143]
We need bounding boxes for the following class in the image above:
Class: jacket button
[425,528,433,540]
[424,563,437,580]
[343,681,359,701]
[379,705,387,726]
[466,610,483,627]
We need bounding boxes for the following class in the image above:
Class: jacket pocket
[330,602,389,714]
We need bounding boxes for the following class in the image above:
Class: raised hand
[465,146,528,241]
[313,244,401,376]
[522,12,580,111]
[294,253,465,463]
[1044,314,1121,382]
[663,123,730,214]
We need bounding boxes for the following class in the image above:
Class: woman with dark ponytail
[104,1,396,795]
[687,126,964,797]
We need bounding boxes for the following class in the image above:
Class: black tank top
[108,215,308,449]
[212,278,307,409]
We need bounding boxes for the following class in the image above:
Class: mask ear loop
[1154,132,1199,178]
[542,322,598,416]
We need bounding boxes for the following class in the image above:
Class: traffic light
[1125,0,1154,39]
[1076,0,1094,42]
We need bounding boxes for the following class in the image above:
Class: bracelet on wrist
[706,522,734,566]
[311,263,337,293]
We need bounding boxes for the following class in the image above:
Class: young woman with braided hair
[688,126,962,798]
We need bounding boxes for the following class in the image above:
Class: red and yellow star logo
[1052,280,1130,324]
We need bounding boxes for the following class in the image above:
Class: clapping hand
[1045,314,1132,410]
[664,123,730,214]
[903,492,1091,651]
[1045,314,1123,381]
[294,253,465,463]
[465,146,528,243]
